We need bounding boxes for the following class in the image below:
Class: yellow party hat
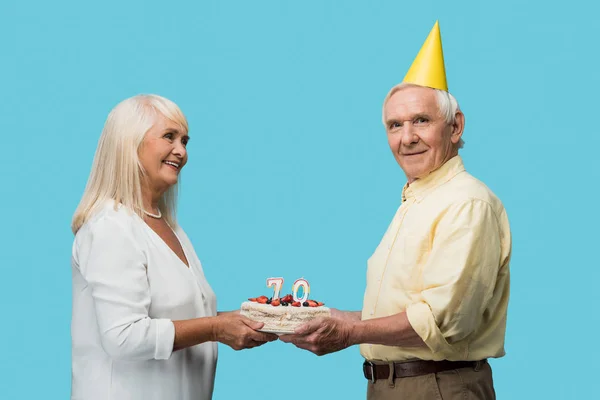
[402,21,448,91]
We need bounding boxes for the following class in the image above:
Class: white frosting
[240,301,330,333]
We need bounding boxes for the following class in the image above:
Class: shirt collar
[401,155,466,203]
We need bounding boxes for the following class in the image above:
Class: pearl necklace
[143,208,162,219]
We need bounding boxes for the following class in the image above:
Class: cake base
[240,301,330,334]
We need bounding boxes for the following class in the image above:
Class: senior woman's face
[139,113,189,193]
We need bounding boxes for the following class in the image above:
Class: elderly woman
[70,94,276,400]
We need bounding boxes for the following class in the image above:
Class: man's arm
[351,312,425,348]
[330,309,361,321]
[281,199,503,356]
[404,199,503,355]
[279,310,424,355]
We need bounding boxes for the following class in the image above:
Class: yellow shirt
[360,156,511,362]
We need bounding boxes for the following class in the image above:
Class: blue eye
[415,117,429,124]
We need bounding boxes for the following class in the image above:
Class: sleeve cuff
[405,302,452,355]
[154,319,175,360]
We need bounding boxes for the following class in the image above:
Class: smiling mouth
[163,160,180,170]
[403,151,426,156]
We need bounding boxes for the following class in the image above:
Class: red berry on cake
[271,299,281,306]
[291,301,301,307]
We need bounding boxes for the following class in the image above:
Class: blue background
[1,0,598,398]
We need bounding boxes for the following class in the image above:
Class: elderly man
[280,21,511,400]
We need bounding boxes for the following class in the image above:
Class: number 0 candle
[292,278,310,304]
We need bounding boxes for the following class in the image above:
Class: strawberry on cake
[240,294,330,334]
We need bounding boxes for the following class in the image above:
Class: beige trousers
[366,361,495,400]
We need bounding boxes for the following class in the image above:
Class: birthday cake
[241,293,330,334]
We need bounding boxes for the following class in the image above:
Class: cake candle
[266,277,284,300]
[292,278,310,305]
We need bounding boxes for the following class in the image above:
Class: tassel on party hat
[402,21,448,91]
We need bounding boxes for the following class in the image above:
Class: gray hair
[382,83,464,149]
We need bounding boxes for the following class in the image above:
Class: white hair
[382,83,465,149]
[71,94,188,234]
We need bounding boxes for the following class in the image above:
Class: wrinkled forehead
[384,86,440,120]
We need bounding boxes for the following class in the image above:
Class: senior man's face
[384,86,463,183]
[138,113,189,194]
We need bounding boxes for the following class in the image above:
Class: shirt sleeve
[77,215,175,361]
[405,199,502,356]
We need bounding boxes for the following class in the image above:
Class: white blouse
[71,202,218,400]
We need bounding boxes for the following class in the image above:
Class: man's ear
[451,111,465,145]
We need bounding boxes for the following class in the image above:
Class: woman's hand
[213,313,278,350]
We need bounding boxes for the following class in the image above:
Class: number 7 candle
[266,277,284,300]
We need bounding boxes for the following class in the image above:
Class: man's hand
[279,315,356,356]
[279,309,426,353]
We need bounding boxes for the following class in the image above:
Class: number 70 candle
[266,277,311,304]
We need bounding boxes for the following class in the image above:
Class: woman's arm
[173,313,277,352]
[78,215,276,360]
